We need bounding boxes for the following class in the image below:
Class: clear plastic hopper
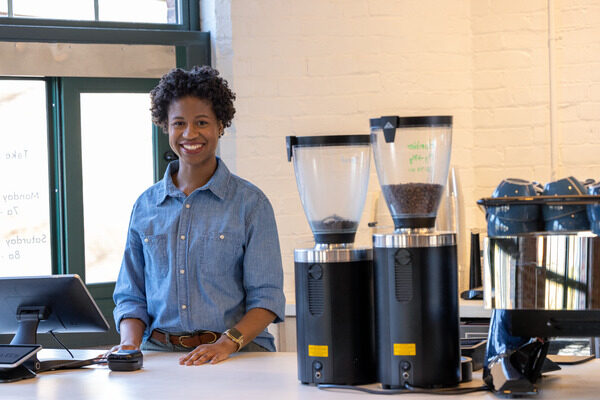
[370,116,452,230]
[286,135,371,244]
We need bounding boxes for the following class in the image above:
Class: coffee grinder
[286,135,376,385]
[369,116,460,388]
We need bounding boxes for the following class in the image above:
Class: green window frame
[0,0,208,68]
[59,77,164,346]
[0,0,209,347]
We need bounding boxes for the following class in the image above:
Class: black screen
[0,345,40,366]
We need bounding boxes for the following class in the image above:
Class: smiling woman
[112,66,285,365]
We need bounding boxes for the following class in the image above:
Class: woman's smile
[180,141,206,154]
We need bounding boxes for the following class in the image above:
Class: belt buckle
[178,335,194,348]
[204,331,218,344]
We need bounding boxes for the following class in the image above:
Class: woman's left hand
[178,336,239,365]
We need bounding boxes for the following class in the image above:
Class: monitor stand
[10,306,50,346]
[8,305,97,378]
[0,306,50,383]
[0,364,37,383]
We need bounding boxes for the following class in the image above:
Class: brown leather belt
[150,329,221,348]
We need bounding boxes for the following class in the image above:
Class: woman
[112,66,285,365]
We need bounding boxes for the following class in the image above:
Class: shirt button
[185,204,191,209]
[219,234,225,240]
[144,238,149,243]
[180,235,186,240]
[181,305,187,310]
[180,269,185,274]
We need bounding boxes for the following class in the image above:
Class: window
[4,0,178,25]
[0,79,52,277]
[79,90,156,284]
[0,0,206,347]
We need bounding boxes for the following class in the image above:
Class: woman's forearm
[231,308,276,349]
[118,318,146,349]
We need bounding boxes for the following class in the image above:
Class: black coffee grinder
[286,135,376,385]
[370,116,460,388]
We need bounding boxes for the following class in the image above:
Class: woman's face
[167,96,222,170]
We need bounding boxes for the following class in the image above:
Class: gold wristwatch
[223,327,244,351]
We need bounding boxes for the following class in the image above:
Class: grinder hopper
[369,116,452,230]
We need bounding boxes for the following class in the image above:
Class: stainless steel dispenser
[478,189,600,395]
[483,231,600,335]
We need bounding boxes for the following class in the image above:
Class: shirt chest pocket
[200,232,243,277]
[142,234,169,278]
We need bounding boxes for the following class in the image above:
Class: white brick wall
[213,0,474,301]
[203,0,600,302]
[554,0,600,179]
[472,0,600,219]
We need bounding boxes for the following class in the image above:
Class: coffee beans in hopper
[311,214,358,232]
[382,183,444,217]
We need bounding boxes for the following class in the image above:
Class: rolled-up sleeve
[113,208,150,333]
[243,194,286,323]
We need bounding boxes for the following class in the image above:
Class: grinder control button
[395,249,412,265]
[308,264,323,280]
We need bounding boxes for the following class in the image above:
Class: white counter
[1,349,599,400]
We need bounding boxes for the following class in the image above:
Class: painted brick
[201,0,600,299]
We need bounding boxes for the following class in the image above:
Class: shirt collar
[157,158,230,205]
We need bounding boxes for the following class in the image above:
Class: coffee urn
[286,135,376,385]
[370,116,460,388]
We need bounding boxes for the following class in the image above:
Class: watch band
[223,328,244,351]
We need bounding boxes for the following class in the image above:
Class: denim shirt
[113,158,285,351]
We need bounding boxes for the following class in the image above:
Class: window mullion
[46,78,66,275]
[94,0,99,22]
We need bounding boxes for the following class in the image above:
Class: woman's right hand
[105,318,145,357]
[104,342,140,358]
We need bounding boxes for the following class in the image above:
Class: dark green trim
[185,0,200,31]
[89,282,119,299]
[153,125,171,182]
[46,78,64,276]
[56,78,161,347]
[0,76,43,81]
[176,45,188,68]
[0,24,209,45]
[175,42,212,70]
[60,78,160,281]
[61,77,159,93]
[59,79,84,278]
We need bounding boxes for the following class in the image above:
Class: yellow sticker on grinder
[393,343,416,356]
[308,345,329,357]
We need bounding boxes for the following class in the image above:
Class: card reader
[107,350,143,371]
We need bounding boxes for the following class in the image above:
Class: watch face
[228,327,243,340]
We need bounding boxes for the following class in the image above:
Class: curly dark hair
[150,66,236,134]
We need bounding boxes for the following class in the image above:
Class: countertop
[1,349,599,399]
